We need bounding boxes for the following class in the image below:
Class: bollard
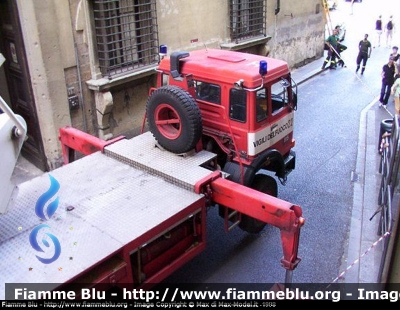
[378,119,393,153]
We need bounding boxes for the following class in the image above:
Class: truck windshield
[271,78,289,115]
[254,78,291,121]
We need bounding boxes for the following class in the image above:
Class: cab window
[255,88,268,122]
[194,81,221,104]
[161,73,169,86]
[229,88,247,122]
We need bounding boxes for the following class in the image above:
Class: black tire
[146,85,202,154]
[238,174,278,234]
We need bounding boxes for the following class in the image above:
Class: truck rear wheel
[146,86,202,154]
[238,174,278,234]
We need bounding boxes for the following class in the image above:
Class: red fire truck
[0,48,303,299]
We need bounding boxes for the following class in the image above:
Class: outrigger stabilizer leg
[195,172,305,284]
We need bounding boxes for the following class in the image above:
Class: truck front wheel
[146,86,202,154]
[238,173,278,234]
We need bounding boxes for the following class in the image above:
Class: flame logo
[30,174,61,264]
[35,174,60,220]
[29,224,61,264]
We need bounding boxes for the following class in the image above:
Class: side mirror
[291,92,298,111]
[234,79,244,89]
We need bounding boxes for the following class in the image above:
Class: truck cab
[148,48,298,233]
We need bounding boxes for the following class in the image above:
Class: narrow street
[163,0,400,285]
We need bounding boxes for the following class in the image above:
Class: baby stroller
[336,42,347,67]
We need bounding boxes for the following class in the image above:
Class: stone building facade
[0,0,324,171]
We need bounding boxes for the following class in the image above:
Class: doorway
[0,0,47,171]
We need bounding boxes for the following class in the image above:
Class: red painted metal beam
[59,126,125,164]
[196,175,304,271]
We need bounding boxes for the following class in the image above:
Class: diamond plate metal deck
[1,133,216,299]
[105,132,217,191]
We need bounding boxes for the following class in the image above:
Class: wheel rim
[154,103,182,139]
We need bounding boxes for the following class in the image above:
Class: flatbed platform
[0,132,216,299]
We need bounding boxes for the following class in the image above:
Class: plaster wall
[12,0,325,168]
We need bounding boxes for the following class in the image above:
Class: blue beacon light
[259,60,268,77]
[159,45,167,56]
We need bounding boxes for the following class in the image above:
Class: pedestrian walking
[379,56,396,107]
[385,16,395,48]
[391,46,400,61]
[390,46,400,74]
[391,67,400,116]
[322,28,339,70]
[355,34,372,75]
[374,15,383,48]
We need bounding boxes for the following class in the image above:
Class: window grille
[229,0,266,43]
[92,0,159,78]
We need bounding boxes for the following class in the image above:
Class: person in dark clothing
[322,28,339,70]
[374,15,382,48]
[356,34,372,75]
[385,15,395,48]
[391,46,400,75]
[391,46,400,61]
[379,56,396,107]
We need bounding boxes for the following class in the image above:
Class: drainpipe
[274,0,280,52]
[275,0,280,15]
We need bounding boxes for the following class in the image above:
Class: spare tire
[146,85,202,154]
